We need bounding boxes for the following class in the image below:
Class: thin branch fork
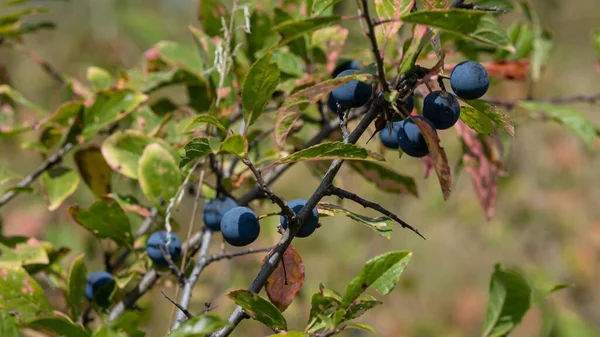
[325,186,425,240]
[161,291,194,319]
[0,142,74,209]
[360,0,390,92]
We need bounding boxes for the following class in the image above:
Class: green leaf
[198,0,228,37]
[87,66,114,91]
[101,130,179,179]
[274,73,373,146]
[271,142,385,166]
[138,143,182,210]
[0,310,19,337]
[306,290,342,333]
[168,314,230,337]
[518,101,596,148]
[398,25,435,74]
[93,326,128,337]
[227,289,287,331]
[66,254,87,320]
[344,323,376,333]
[179,137,213,168]
[347,161,417,196]
[343,298,382,322]
[274,16,340,47]
[0,264,52,322]
[317,202,393,239]
[272,51,305,77]
[246,10,272,61]
[28,315,91,337]
[81,89,147,140]
[401,9,514,51]
[12,240,49,266]
[242,52,280,129]
[40,166,80,211]
[220,135,248,157]
[341,251,412,309]
[68,197,133,247]
[464,99,515,136]
[483,264,532,337]
[184,114,228,133]
[311,0,342,16]
[74,146,112,197]
[155,40,205,78]
[0,84,48,116]
[460,107,494,135]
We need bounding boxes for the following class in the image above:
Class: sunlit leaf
[68,196,133,247]
[0,264,52,322]
[318,202,393,239]
[40,166,80,211]
[227,289,287,331]
[242,52,280,129]
[168,314,230,337]
[138,143,182,211]
[265,245,305,312]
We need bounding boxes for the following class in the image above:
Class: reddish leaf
[423,0,449,10]
[444,60,530,81]
[455,121,500,220]
[264,245,305,312]
[411,116,452,200]
[422,155,434,179]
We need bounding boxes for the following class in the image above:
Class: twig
[161,291,193,319]
[172,229,212,330]
[159,245,186,286]
[108,231,204,321]
[0,142,74,208]
[5,41,66,86]
[325,186,425,239]
[210,93,386,337]
[360,0,390,92]
[207,247,273,263]
[241,156,296,219]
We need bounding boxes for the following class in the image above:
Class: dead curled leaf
[264,245,305,312]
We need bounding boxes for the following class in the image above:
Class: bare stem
[360,0,390,92]
[325,186,425,239]
[0,142,74,209]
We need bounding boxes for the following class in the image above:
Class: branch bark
[0,142,74,209]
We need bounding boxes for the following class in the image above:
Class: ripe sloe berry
[450,61,490,100]
[379,122,403,149]
[85,271,115,301]
[146,231,182,266]
[332,60,361,78]
[391,95,415,121]
[203,196,238,231]
[332,69,372,109]
[422,90,461,130]
[397,116,436,158]
[221,207,260,247]
[280,199,319,238]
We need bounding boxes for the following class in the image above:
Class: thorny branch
[325,186,425,240]
[0,142,74,208]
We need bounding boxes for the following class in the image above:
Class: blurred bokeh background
[1,0,600,336]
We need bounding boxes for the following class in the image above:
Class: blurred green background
[1,0,600,336]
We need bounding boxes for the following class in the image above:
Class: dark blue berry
[450,61,490,100]
[146,231,182,266]
[332,60,361,78]
[391,95,415,121]
[332,69,372,109]
[203,196,238,231]
[422,90,461,130]
[85,271,115,301]
[397,116,436,158]
[221,207,260,247]
[280,199,319,238]
[379,122,403,149]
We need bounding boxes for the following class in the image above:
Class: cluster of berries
[327,60,490,157]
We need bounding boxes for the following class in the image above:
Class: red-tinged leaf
[445,59,530,81]
[411,116,451,200]
[274,73,373,147]
[423,0,448,10]
[398,25,434,74]
[311,26,349,75]
[264,245,305,312]
[375,0,414,50]
[422,155,434,179]
[455,121,499,220]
